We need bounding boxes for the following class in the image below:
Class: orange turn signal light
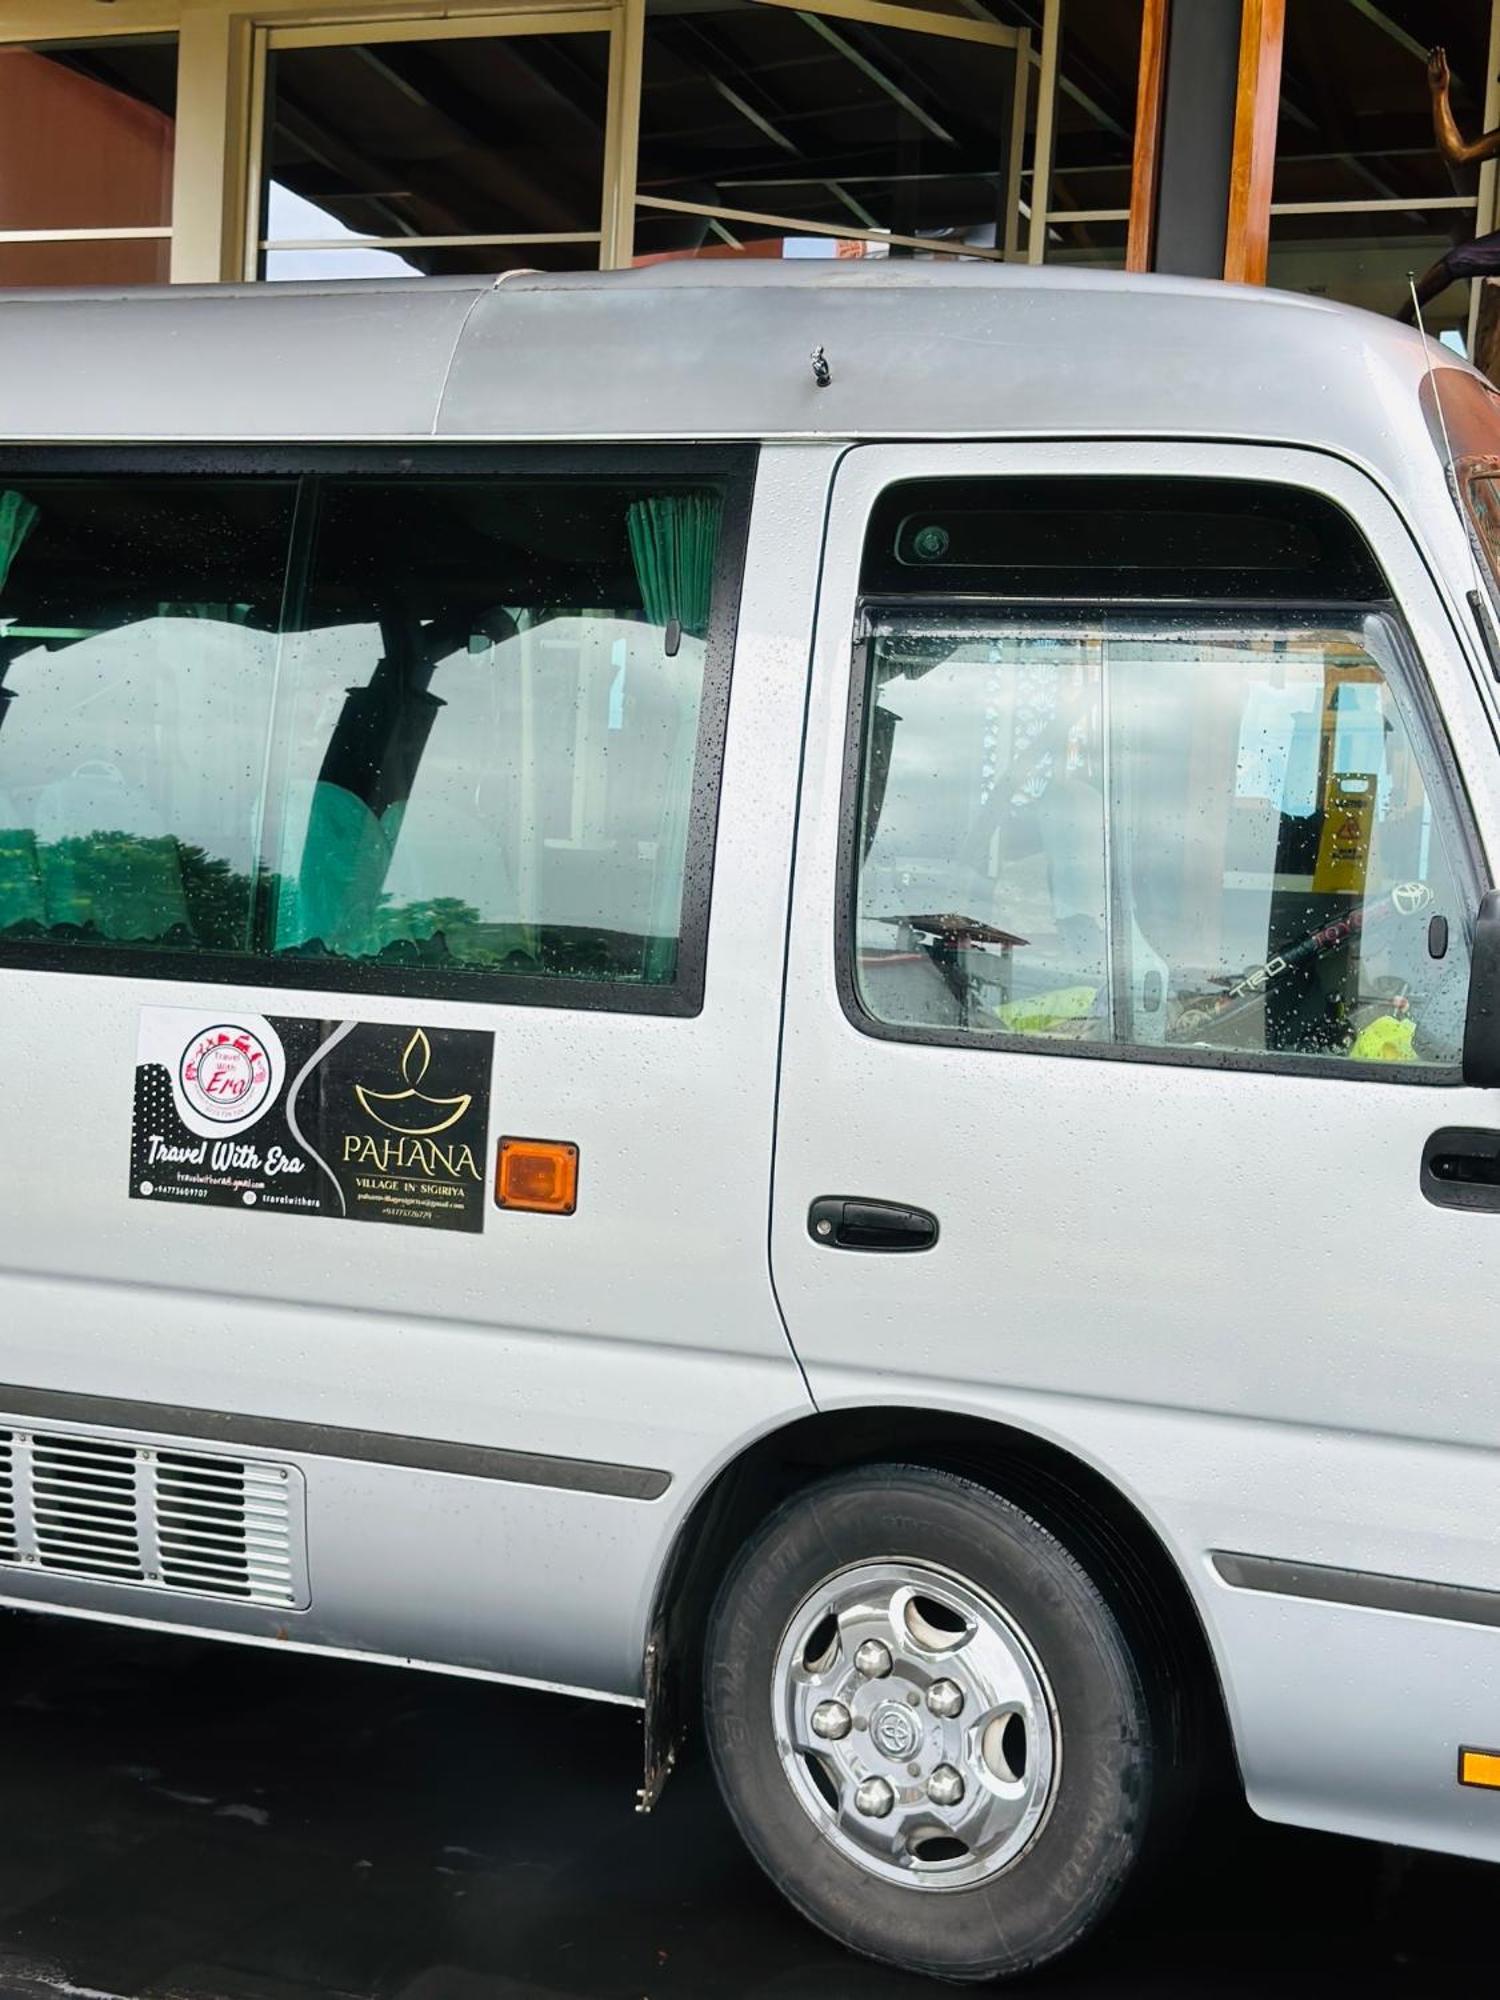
[1460,1746,1500,1790]
[495,1136,579,1215]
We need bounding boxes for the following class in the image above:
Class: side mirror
[1463,890,1500,1087]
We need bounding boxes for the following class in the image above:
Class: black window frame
[0,442,756,1019]
[834,578,1486,1087]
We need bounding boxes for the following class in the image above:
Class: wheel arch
[639,1402,1239,1810]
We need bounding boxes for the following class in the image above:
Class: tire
[703,1463,1160,1984]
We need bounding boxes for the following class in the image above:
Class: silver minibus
[1,260,1499,1982]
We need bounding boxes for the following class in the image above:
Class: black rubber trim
[0,1382,670,1502]
[1212,1550,1500,1630]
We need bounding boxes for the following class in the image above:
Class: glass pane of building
[0,37,175,286]
[260,32,610,281]
[636,2,1017,261]
[1033,0,1142,272]
[1269,1,1492,340]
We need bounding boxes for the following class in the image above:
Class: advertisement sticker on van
[129,1007,492,1233]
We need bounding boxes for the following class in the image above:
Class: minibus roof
[0,261,1482,487]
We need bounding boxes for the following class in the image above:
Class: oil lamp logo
[341,1029,481,1186]
[179,1024,273,1126]
[354,1030,472,1136]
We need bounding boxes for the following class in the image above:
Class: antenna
[1409,269,1500,679]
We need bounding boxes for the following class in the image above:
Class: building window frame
[633,0,1047,267]
[247,3,633,282]
[0,19,180,282]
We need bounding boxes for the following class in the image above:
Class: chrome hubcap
[772,1560,1059,1890]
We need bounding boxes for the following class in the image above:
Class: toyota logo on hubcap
[871,1702,920,1760]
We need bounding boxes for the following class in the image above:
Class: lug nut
[855,1776,895,1818]
[926,1679,964,1720]
[855,1639,893,1679]
[927,1764,965,1808]
[811,1700,852,1741]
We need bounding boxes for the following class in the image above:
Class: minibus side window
[849,610,1472,1073]
[264,478,722,990]
[0,467,736,1006]
[0,480,294,956]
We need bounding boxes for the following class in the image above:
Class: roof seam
[431,282,496,437]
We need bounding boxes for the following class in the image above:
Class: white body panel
[770,442,1500,1853]
[0,449,831,1698]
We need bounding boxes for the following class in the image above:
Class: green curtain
[274,785,405,955]
[624,495,722,983]
[626,493,721,639]
[0,488,37,594]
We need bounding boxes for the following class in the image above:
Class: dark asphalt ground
[0,1607,1487,2000]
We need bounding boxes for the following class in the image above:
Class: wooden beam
[1224,0,1284,285]
[752,0,1019,53]
[638,193,1004,259]
[1025,0,1060,265]
[1126,0,1169,272]
[1342,0,1427,66]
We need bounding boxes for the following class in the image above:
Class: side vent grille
[157,1453,297,1604]
[0,1425,307,1610]
[33,1433,142,1582]
[0,1432,15,1563]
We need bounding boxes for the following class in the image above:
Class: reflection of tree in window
[269,482,721,987]
[0,475,722,995]
[0,481,293,954]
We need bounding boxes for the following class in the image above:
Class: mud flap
[637,1622,678,1813]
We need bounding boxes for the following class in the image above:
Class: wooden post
[601,0,643,270]
[171,6,255,284]
[1002,26,1030,262]
[1126,0,1170,273]
[1223,0,1285,285]
[1026,0,1061,266]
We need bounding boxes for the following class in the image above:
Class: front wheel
[703,1464,1161,1984]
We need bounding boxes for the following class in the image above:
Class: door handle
[1421,1127,1500,1212]
[808,1196,939,1252]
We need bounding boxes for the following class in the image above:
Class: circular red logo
[180,1025,273,1125]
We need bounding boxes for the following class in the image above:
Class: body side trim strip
[1212,1550,1500,1630]
[0,1383,671,1502]
[0,1590,645,1706]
